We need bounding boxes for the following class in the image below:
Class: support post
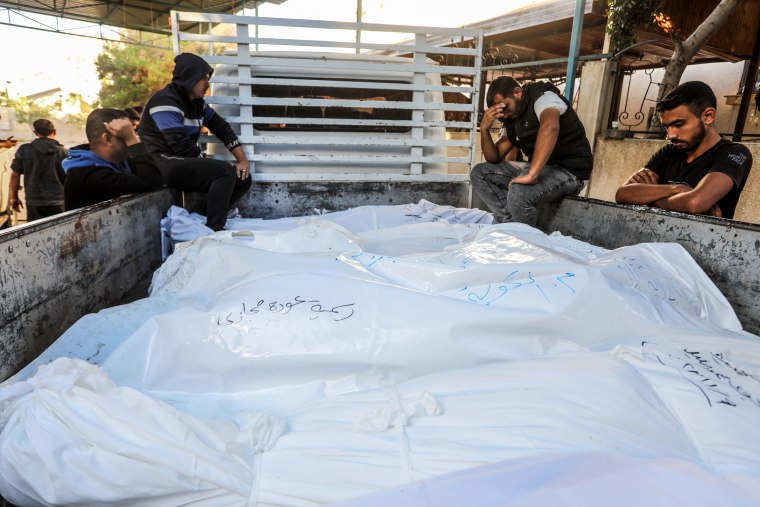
[564,0,586,101]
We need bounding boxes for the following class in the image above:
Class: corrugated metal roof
[0,0,287,35]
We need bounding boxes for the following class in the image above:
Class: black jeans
[157,155,252,231]
[27,204,65,221]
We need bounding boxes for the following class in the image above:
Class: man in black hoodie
[9,119,68,221]
[139,53,252,231]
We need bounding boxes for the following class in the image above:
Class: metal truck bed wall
[537,197,760,335]
[0,190,174,381]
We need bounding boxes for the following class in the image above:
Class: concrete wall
[537,197,760,335]
[588,137,760,224]
[0,190,174,381]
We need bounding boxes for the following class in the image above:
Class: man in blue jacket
[63,109,164,210]
[139,53,251,231]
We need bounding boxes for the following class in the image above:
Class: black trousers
[157,155,252,231]
[27,204,65,221]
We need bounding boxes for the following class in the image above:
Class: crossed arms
[615,168,733,217]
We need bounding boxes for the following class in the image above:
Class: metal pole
[564,0,586,101]
[356,0,362,54]
[732,30,760,141]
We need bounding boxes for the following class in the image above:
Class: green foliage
[0,91,55,125]
[606,0,666,51]
[62,93,95,127]
[96,37,175,109]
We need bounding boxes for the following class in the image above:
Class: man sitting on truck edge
[62,108,164,210]
[9,119,68,221]
[470,76,593,226]
[138,52,252,231]
[615,81,752,220]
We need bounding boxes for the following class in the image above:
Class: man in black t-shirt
[615,81,752,219]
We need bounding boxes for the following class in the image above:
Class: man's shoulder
[145,85,183,110]
[715,139,752,156]
[712,139,752,169]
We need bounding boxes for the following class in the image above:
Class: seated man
[63,108,164,210]
[615,81,752,219]
[138,53,251,231]
[470,76,592,226]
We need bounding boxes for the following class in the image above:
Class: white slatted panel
[171,11,483,179]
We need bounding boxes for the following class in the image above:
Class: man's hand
[0,136,18,149]
[707,204,722,218]
[480,103,505,131]
[509,172,539,187]
[625,168,659,185]
[9,197,23,212]
[104,118,140,146]
[233,160,250,179]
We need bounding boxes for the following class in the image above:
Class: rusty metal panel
[235,180,472,219]
[538,197,760,335]
[0,190,174,381]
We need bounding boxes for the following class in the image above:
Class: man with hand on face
[139,52,251,231]
[470,76,593,225]
[616,81,752,219]
[62,108,164,210]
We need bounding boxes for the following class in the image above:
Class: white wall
[617,61,759,136]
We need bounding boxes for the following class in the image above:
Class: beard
[671,120,706,152]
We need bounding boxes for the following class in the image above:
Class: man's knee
[470,162,497,183]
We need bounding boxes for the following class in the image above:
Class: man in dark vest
[470,76,592,225]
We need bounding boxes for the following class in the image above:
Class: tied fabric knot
[355,389,441,433]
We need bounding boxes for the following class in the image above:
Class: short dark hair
[124,107,141,122]
[656,81,717,117]
[486,76,521,107]
[32,119,55,137]
[85,108,129,145]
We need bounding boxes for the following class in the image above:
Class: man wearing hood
[139,52,251,231]
[62,108,164,210]
[9,119,68,221]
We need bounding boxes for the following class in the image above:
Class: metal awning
[0,0,287,37]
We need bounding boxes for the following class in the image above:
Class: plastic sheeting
[2,202,760,506]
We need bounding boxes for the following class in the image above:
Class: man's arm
[479,103,513,164]
[651,172,734,215]
[230,145,250,180]
[616,168,734,215]
[510,107,560,186]
[147,106,202,157]
[9,171,23,212]
[615,168,684,204]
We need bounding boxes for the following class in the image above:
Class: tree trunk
[649,0,742,130]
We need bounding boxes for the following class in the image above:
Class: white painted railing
[170,11,482,180]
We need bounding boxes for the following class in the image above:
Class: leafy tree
[607,0,742,120]
[0,91,56,126]
[62,93,96,127]
[96,36,175,109]
[606,0,665,51]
